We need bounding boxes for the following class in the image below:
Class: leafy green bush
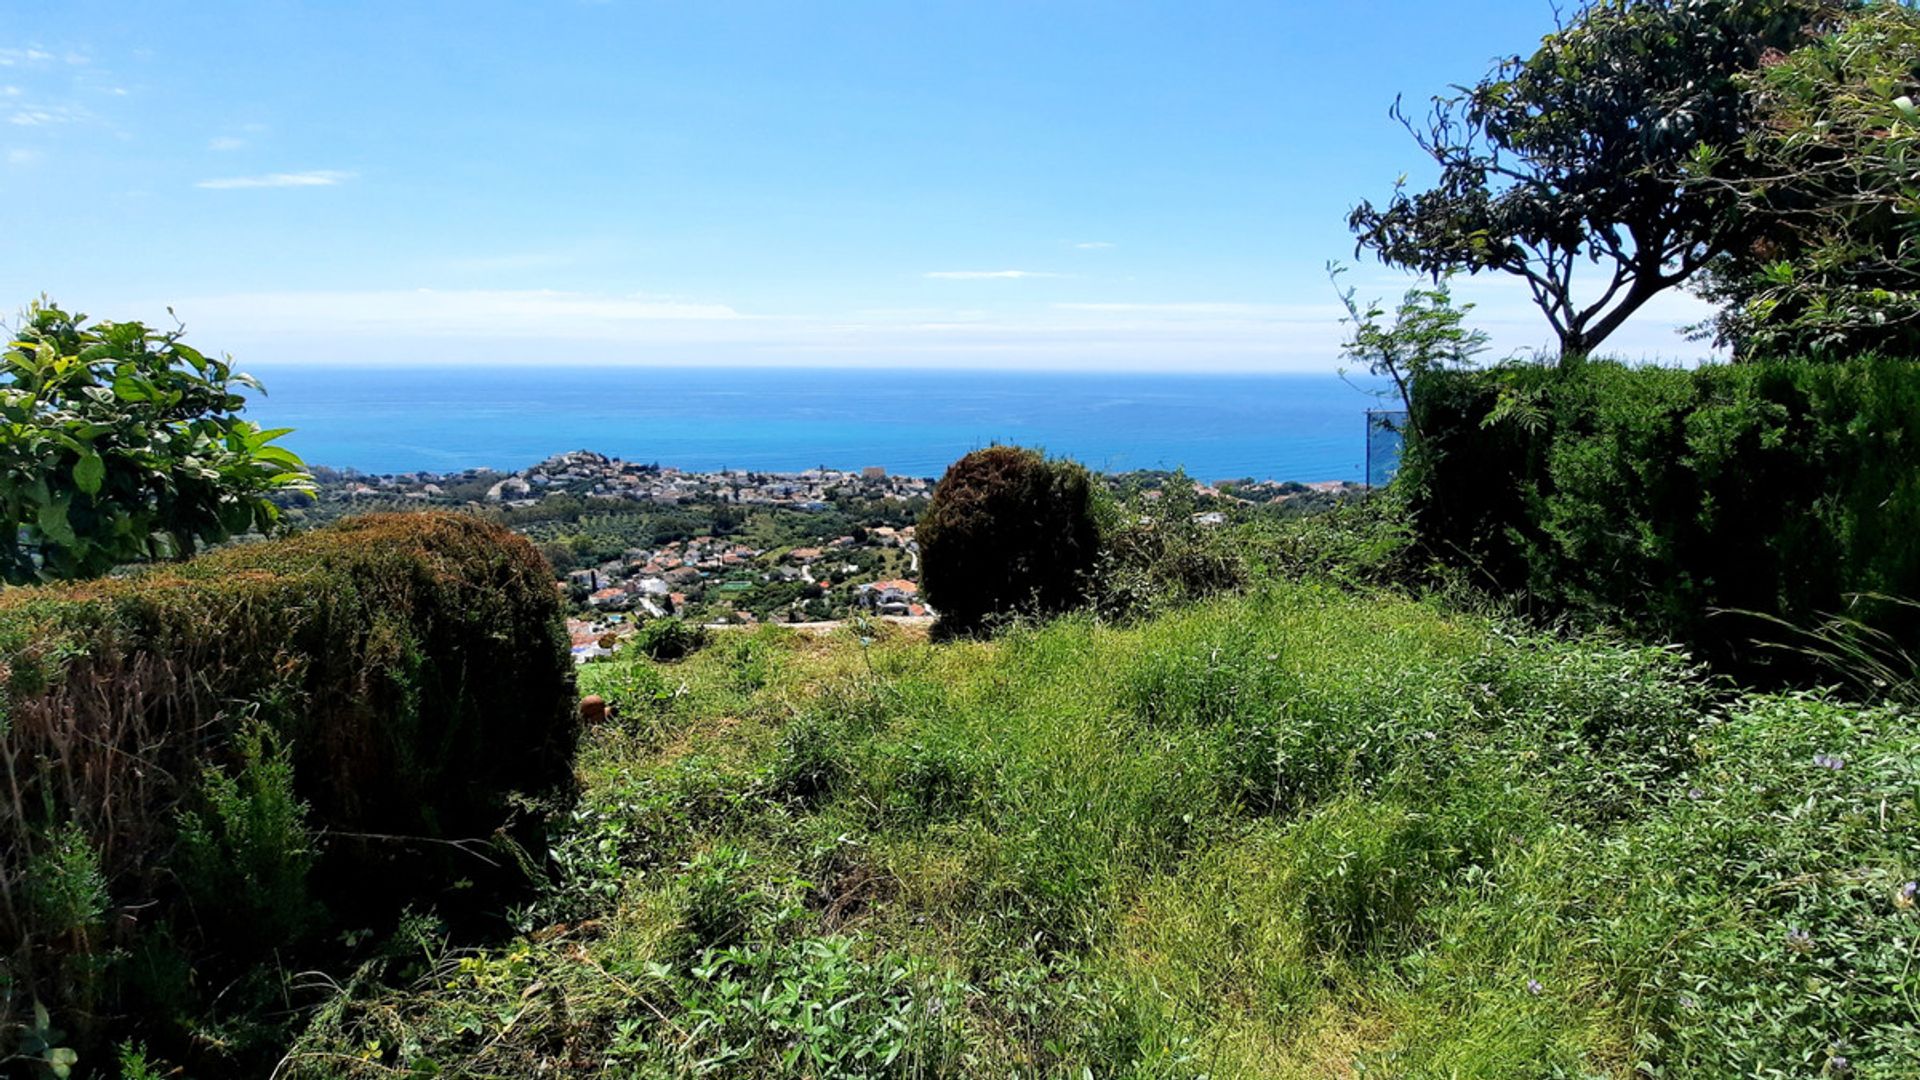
[917,446,1100,634]
[0,300,310,583]
[1245,489,1423,591]
[173,723,321,954]
[1404,357,1920,676]
[1091,475,1246,621]
[634,615,708,660]
[0,512,578,1074]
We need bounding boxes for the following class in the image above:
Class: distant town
[291,450,1361,662]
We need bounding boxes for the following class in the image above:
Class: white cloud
[208,135,246,151]
[171,289,748,342]
[8,103,88,126]
[0,49,55,67]
[119,273,1721,372]
[924,269,1059,280]
[195,169,354,190]
[6,147,41,165]
[1073,241,1116,250]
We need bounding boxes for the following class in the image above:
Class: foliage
[1331,264,1489,423]
[0,300,310,583]
[173,723,321,953]
[1692,1,1920,358]
[1350,0,1846,356]
[276,582,1920,1076]
[1246,489,1428,591]
[1402,357,1920,675]
[0,512,579,1076]
[1090,473,1247,621]
[917,446,1101,633]
[634,616,709,661]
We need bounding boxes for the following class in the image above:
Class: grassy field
[282,583,1919,1078]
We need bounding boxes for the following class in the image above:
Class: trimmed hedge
[1403,358,1920,674]
[918,446,1101,633]
[0,512,577,1071]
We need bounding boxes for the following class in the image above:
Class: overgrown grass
[280,586,1919,1078]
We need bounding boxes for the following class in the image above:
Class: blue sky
[2,1,1717,371]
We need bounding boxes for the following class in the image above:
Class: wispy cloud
[208,135,247,151]
[6,147,41,165]
[129,277,1721,371]
[195,169,354,190]
[924,269,1059,280]
[174,289,747,340]
[1073,241,1115,250]
[0,48,56,67]
[8,103,89,126]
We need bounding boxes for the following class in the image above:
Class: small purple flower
[1897,880,1918,909]
[1786,928,1814,953]
[1829,1053,1851,1075]
[1813,753,1845,771]
[1687,787,1704,801]
[1525,978,1543,996]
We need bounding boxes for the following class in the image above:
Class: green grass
[279,584,1920,1078]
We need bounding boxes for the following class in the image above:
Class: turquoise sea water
[244,366,1390,482]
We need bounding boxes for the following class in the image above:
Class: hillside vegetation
[0,514,578,1075]
[283,581,1917,1078]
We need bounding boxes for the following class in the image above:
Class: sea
[243,366,1396,483]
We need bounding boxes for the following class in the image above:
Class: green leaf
[73,450,105,496]
[38,498,80,548]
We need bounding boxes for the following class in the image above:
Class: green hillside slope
[284,585,1917,1078]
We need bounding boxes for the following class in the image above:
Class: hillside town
[317,450,935,509]
[294,450,1364,664]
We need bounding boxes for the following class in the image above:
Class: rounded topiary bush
[917,446,1101,633]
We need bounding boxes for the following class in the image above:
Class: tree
[1350,0,1846,359]
[0,301,311,583]
[1332,264,1489,435]
[1690,1,1920,358]
[917,446,1100,633]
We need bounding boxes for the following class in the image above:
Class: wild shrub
[666,936,969,1076]
[173,723,320,952]
[719,626,787,692]
[633,615,708,661]
[1248,489,1426,591]
[1587,693,1920,1076]
[1092,476,1246,621]
[1488,637,1716,825]
[917,446,1101,634]
[24,824,110,950]
[879,735,983,826]
[0,300,310,583]
[543,753,760,923]
[766,706,849,805]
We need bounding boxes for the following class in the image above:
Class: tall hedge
[0,512,578,1072]
[1403,358,1920,674]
